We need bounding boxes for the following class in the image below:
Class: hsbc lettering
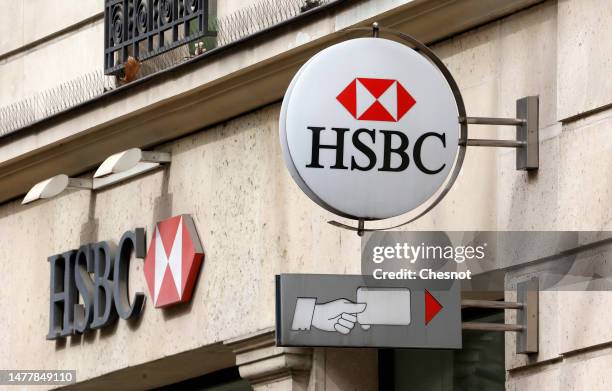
[305,126,447,174]
[47,229,146,339]
[303,76,448,175]
[46,214,204,340]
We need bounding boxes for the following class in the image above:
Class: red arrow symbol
[425,290,443,325]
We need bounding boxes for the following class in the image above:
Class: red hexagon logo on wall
[143,215,204,308]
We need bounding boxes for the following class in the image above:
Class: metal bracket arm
[461,139,526,148]
[461,299,523,309]
[461,96,539,171]
[67,178,93,189]
[460,116,526,126]
[460,277,539,355]
[462,322,524,332]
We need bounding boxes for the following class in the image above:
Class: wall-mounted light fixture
[22,148,171,205]
[94,148,171,178]
[22,175,92,205]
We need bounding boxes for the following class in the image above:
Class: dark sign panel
[276,274,462,349]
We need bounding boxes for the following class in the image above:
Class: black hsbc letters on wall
[47,228,146,339]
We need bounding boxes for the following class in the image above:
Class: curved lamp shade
[21,149,169,205]
[94,148,142,178]
[22,174,69,205]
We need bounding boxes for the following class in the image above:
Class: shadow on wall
[153,168,173,226]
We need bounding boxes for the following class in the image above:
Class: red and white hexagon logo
[143,215,204,308]
[336,77,416,122]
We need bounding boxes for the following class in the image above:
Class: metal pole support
[461,96,539,171]
[516,277,539,354]
[357,219,365,236]
[460,277,539,355]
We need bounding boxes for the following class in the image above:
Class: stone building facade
[0,0,611,389]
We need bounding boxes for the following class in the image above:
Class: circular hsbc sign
[280,37,464,220]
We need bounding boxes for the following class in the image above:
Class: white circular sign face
[280,38,461,220]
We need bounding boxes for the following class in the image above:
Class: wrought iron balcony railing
[104,0,217,75]
[0,0,342,138]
